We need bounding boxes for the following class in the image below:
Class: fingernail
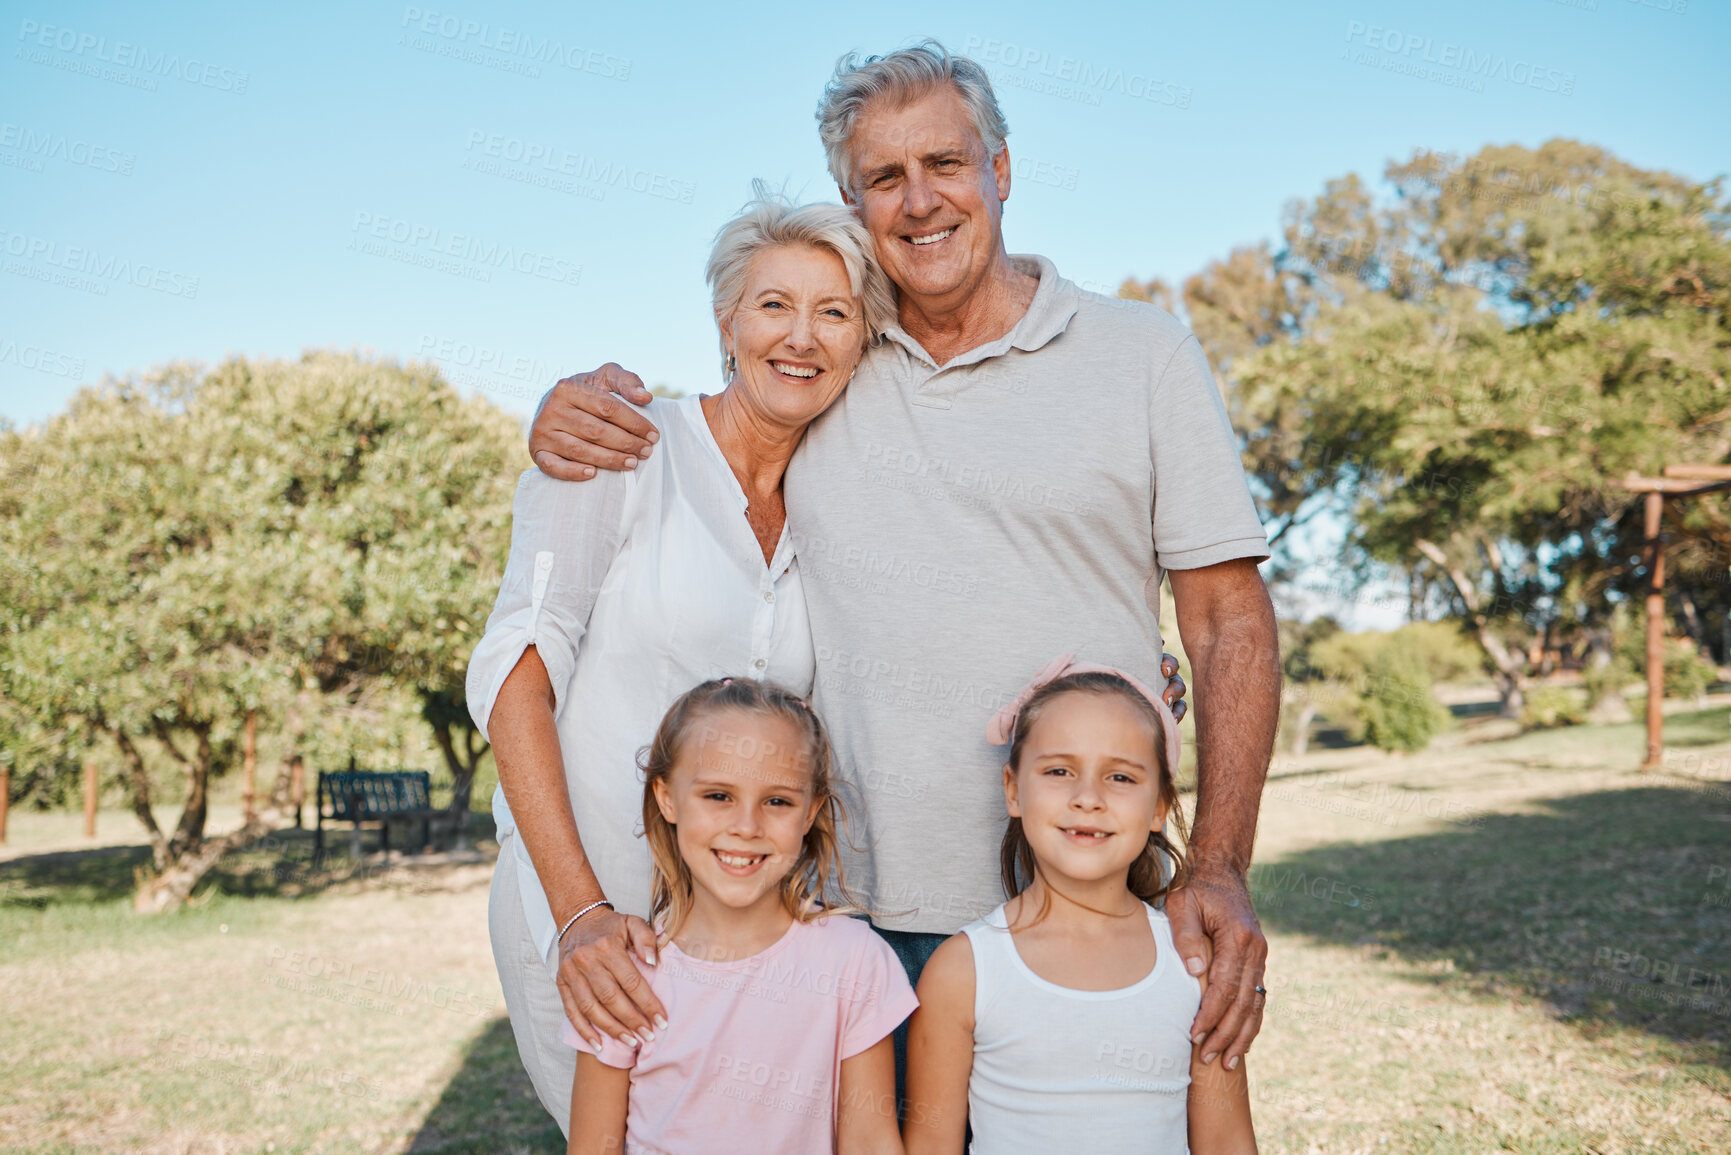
[1187,957,1206,975]
[1203,1051,1218,1066]
[622,457,637,469]
[645,430,659,443]
[638,446,653,458]
[653,1015,668,1032]
[645,950,658,967]
[581,466,595,478]
[637,1028,655,1045]
[1192,1031,1208,1046]
[618,1034,639,1048]
[1226,1056,1239,1070]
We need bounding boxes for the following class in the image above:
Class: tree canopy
[0,352,522,909]
[1129,139,1731,714]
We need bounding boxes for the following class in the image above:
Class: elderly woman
[465,192,896,1131]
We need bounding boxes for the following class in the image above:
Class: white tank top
[961,901,1200,1154]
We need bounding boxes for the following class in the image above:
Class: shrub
[1521,685,1587,730]
[1360,648,1449,753]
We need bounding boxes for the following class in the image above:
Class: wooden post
[0,765,10,845]
[83,759,98,838]
[290,754,305,829]
[242,710,257,823]
[1642,491,1665,770]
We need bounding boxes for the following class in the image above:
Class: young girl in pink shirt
[563,677,915,1154]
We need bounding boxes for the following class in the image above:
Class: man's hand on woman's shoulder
[530,364,661,480]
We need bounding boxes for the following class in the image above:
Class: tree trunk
[1414,537,1529,718]
[133,753,297,914]
[1291,700,1318,757]
[112,728,170,873]
[155,721,213,861]
[430,720,486,853]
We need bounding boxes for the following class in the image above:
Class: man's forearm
[1171,562,1281,876]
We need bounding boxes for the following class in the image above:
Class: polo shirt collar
[881,253,1079,370]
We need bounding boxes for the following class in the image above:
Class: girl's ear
[1152,795,1169,833]
[1002,762,1021,817]
[651,776,678,825]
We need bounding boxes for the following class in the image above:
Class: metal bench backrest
[320,771,432,821]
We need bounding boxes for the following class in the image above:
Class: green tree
[0,353,521,909]
[1135,140,1731,715]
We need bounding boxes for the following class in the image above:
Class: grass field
[2,707,1728,1153]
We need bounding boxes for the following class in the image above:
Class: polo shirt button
[753,658,767,670]
[764,590,775,603]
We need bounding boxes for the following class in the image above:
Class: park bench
[314,770,455,865]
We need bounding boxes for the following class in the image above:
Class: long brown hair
[640,678,864,939]
[1000,671,1190,922]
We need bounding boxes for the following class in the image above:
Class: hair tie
[986,653,1181,774]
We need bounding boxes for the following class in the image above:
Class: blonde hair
[641,678,866,938]
[705,182,897,381]
[1002,672,1190,926]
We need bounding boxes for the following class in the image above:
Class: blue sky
[4,0,1726,624]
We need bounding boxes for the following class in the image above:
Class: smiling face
[1004,691,1169,888]
[651,708,820,917]
[717,243,867,429]
[842,83,1011,313]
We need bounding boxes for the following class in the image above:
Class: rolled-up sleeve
[1149,335,1271,572]
[465,467,630,740]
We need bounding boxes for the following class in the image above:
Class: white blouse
[465,394,815,972]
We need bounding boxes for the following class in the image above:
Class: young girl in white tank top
[904,657,1256,1154]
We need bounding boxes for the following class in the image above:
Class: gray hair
[705,183,897,381]
[816,39,1010,195]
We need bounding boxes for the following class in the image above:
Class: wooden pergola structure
[1611,463,1731,769]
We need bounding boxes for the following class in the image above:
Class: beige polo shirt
[785,254,1270,934]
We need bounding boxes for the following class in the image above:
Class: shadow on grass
[408,1015,565,1154]
[1658,703,1731,748]
[1254,783,1731,1068]
[0,816,498,911]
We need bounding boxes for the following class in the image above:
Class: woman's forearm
[491,646,607,926]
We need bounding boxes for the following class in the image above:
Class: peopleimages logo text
[962,35,1192,108]
[1344,22,1575,94]
[400,7,630,79]
[15,19,249,92]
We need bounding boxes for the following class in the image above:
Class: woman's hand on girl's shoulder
[902,934,974,1155]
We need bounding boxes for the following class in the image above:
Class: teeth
[716,851,762,867]
[772,362,819,378]
[910,227,955,246]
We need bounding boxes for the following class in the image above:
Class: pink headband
[986,653,1182,775]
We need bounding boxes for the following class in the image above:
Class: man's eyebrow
[859,159,904,184]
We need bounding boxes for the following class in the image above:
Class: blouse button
[753,658,767,670]
[763,590,775,603]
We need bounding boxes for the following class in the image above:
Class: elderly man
[531,41,1280,1077]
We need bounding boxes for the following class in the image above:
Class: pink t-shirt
[561,913,917,1153]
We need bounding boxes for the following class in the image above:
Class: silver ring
[1254,985,1268,996]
